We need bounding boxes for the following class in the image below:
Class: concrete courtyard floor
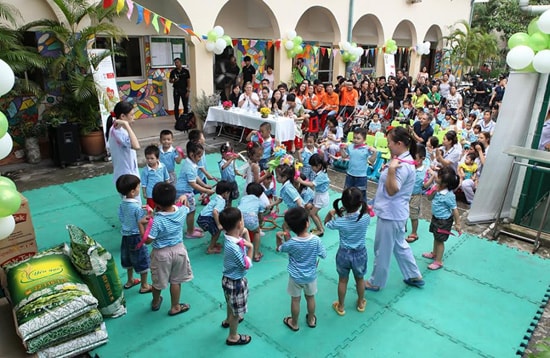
[1,115,549,356]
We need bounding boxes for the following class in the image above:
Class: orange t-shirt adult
[323,92,339,111]
[339,87,358,107]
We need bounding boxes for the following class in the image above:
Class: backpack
[175,112,195,132]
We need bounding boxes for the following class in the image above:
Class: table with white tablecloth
[204,106,295,142]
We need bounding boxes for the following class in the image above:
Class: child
[297,173,314,210]
[319,115,343,164]
[238,183,270,262]
[458,153,478,181]
[144,182,193,316]
[469,102,481,120]
[340,127,377,203]
[244,142,267,187]
[406,144,428,243]
[246,122,276,170]
[426,136,439,164]
[189,129,217,204]
[273,164,304,242]
[295,154,330,236]
[437,105,447,125]
[298,133,317,181]
[261,171,276,200]
[141,145,170,209]
[422,166,462,270]
[175,141,215,239]
[440,112,451,130]
[324,187,370,315]
[470,124,482,143]
[277,207,327,331]
[159,129,183,184]
[219,207,253,346]
[219,142,241,207]
[116,174,152,294]
[197,180,233,254]
[367,112,382,135]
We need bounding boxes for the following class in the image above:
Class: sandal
[168,303,190,316]
[226,334,252,346]
[283,316,299,331]
[357,298,367,312]
[306,314,317,328]
[206,246,222,254]
[151,296,163,311]
[406,234,418,243]
[253,253,264,262]
[332,301,345,316]
[422,252,435,259]
[123,278,140,289]
[428,261,444,270]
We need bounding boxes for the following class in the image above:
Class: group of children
[113,113,463,345]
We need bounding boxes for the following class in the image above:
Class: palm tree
[21,0,125,133]
[444,20,499,78]
[0,1,49,97]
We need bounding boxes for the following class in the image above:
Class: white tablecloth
[204,106,295,142]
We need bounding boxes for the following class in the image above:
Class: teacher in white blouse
[238,82,260,112]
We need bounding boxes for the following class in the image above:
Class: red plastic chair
[307,115,320,135]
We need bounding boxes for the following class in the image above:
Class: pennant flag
[159,16,165,29]
[143,8,151,25]
[136,4,143,24]
[126,0,134,20]
[183,28,200,39]
[165,19,172,34]
[103,0,114,8]
[250,40,257,48]
[274,39,281,49]
[313,46,319,56]
[320,47,326,56]
[232,39,238,47]
[267,41,273,50]
[327,48,332,57]
[152,13,159,32]
[374,47,378,56]
[116,0,124,14]
[242,39,249,47]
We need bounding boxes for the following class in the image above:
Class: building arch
[352,14,384,46]
[423,24,443,49]
[295,6,341,43]
[215,0,279,39]
[391,19,417,73]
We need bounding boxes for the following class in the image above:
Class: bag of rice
[67,225,126,318]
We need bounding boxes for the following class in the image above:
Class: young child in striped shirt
[324,187,370,316]
[197,180,233,254]
[238,183,271,262]
[158,130,183,184]
[219,207,253,346]
[277,207,327,331]
[141,145,170,209]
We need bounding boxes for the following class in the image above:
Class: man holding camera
[169,57,191,120]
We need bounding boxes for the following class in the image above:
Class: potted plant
[12,115,47,164]
[21,0,125,156]
[194,90,221,129]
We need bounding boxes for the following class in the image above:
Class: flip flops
[332,302,345,316]
[406,234,418,243]
[123,278,140,289]
[168,303,190,316]
[357,298,367,312]
[185,228,204,239]
[253,253,264,262]
[428,261,444,270]
[403,277,425,288]
[306,314,317,328]
[422,252,436,259]
[139,285,152,294]
[283,316,299,331]
[151,296,163,311]
[226,334,252,346]
[364,281,380,292]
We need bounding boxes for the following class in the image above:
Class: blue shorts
[336,246,367,279]
[197,215,219,236]
[243,212,260,231]
[259,158,268,171]
[121,234,150,273]
[344,174,368,202]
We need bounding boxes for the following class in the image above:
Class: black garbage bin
[48,122,81,167]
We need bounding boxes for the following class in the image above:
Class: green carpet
[20,154,550,358]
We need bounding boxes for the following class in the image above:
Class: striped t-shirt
[326,211,370,250]
[118,198,146,236]
[278,234,326,284]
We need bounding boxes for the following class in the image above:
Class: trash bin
[48,122,81,167]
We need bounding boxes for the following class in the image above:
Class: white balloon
[286,30,297,40]
[342,42,351,51]
[538,9,550,34]
[214,47,224,55]
[285,40,294,50]
[0,60,15,97]
[0,133,13,160]
[506,45,535,70]
[206,41,215,52]
[533,49,550,73]
[213,26,224,37]
[215,38,227,52]
[0,215,15,240]
[423,41,430,48]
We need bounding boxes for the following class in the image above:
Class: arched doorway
[295,6,341,83]
[352,14,384,80]
[392,20,417,75]
[422,25,443,78]
[214,0,279,99]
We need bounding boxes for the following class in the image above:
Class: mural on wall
[0,96,40,165]
[233,39,271,85]
[299,43,321,83]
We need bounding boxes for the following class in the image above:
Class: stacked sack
[3,245,108,357]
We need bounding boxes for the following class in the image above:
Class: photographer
[169,57,190,120]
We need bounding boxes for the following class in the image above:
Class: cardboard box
[0,195,37,267]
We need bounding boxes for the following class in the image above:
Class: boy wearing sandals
[144,182,194,316]
[219,207,254,346]
[277,207,326,331]
[197,180,232,254]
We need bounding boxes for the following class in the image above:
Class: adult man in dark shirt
[411,112,434,144]
[241,55,256,87]
[377,76,391,107]
[169,57,190,119]
[473,75,491,108]
[394,70,409,113]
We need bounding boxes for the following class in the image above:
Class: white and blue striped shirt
[223,233,250,279]
[279,180,302,209]
[278,234,326,284]
[149,205,190,249]
[159,146,179,173]
[219,158,236,182]
[176,158,198,194]
[312,171,330,193]
[238,194,266,215]
[326,211,370,250]
[141,162,169,198]
[199,194,226,217]
[432,189,457,219]
[118,198,146,236]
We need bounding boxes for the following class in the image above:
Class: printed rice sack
[67,225,126,318]
[36,323,109,358]
[4,245,98,342]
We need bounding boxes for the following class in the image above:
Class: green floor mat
[18,154,549,358]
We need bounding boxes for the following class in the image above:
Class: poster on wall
[88,49,120,139]
[383,54,396,78]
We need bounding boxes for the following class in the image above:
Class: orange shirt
[339,87,358,107]
[304,94,322,110]
[323,92,339,111]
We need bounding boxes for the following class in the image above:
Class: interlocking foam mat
[20,154,550,358]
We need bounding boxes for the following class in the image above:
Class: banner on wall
[88,49,120,141]
[383,53,396,78]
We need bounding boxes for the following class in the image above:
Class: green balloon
[528,18,540,35]
[295,45,304,54]
[293,36,303,45]
[0,112,7,138]
[0,176,16,190]
[519,62,536,73]
[207,30,218,42]
[508,32,530,49]
[287,49,296,58]
[222,35,232,47]
[0,187,21,217]
[343,52,352,62]
[529,32,549,52]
